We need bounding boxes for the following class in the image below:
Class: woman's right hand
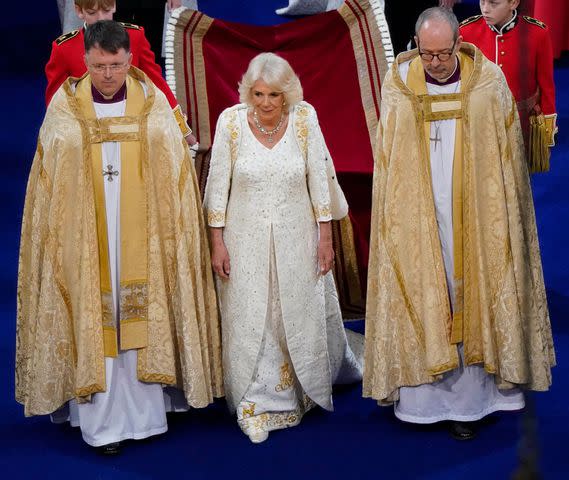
[211,241,231,279]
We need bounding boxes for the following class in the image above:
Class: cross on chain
[430,123,442,151]
[103,164,119,181]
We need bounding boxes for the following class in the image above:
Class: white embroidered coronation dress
[393,61,525,424]
[205,103,362,435]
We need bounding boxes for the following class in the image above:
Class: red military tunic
[45,23,176,107]
[460,12,556,145]
[45,23,191,137]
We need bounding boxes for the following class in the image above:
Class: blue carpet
[0,3,567,479]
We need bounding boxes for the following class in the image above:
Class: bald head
[415,6,459,41]
[416,18,456,50]
[414,7,462,82]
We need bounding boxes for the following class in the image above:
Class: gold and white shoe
[248,431,269,444]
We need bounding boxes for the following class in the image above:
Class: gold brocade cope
[75,75,149,357]
[362,44,554,405]
[406,52,475,344]
[16,67,223,416]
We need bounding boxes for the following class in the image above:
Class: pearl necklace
[253,110,284,143]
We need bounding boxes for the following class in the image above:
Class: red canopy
[534,0,569,59]
[167,0,393,314]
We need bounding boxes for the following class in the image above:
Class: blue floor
[0,3,567,479]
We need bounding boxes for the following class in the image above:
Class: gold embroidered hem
[138,373,177,386]
[206,210,226,226]
[313,205,332,221]
[75,383,106,399]
[237,396,315,436]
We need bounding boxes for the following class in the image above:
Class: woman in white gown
[204,53,362,443]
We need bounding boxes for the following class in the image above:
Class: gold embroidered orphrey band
[419,92,464,122]
[85,116,141,144]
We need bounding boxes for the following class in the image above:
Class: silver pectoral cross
[103,164,119,182]
[430,125,442,151]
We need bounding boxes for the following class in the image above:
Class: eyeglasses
[418,39,457,62]
[88,62,129,73]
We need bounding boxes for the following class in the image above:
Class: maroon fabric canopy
[534,0,569,59]
[167,0,393,314]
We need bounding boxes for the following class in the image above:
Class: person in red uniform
[460,0,557,171]
[46,0,195,142]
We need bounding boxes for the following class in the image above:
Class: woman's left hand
[318,222,334,275]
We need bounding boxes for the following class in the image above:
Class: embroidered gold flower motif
[120,282,148,320]
[275,361,294,392]
[207,210,226,225]
[295,106,309,158]
[227,110,239,166]
[241,402,256,418]
[313,205,331,219]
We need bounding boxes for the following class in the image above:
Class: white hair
[238,52,303,111]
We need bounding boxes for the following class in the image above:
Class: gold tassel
[528,113,550,173]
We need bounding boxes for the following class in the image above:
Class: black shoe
[448,421,476,441]
[97,442,122,456]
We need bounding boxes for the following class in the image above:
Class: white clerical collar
[489,10,518,34]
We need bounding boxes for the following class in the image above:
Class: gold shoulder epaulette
[55,29,80,45]
[119,22,141,30]
[523,16,547,29]
[460,15,482,27]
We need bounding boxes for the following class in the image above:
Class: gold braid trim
[544,114,558,147]
[55,29,79,45]
[139,373,177,385]
[119,22,142,30]
[459,15,482,27]
[173,104,193,137]
[427,360,459,376]
[75,383,105,399]
[522,16,546,29]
